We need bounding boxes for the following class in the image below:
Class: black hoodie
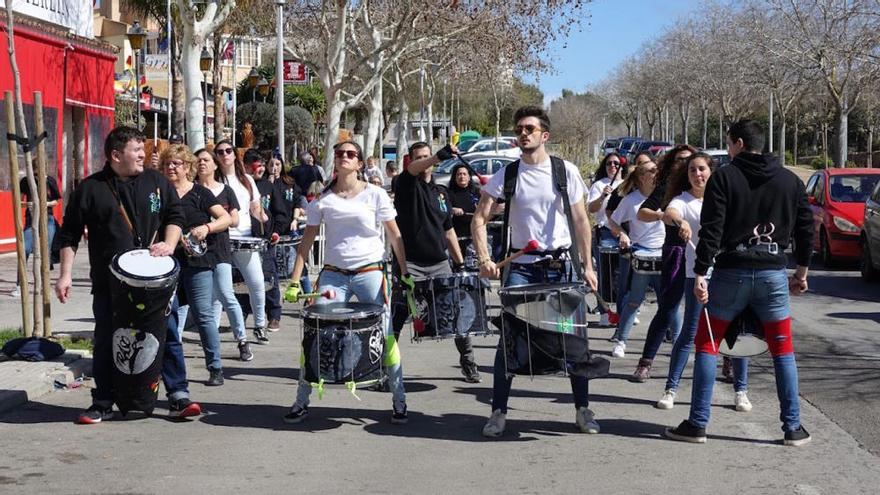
[694,152,812,275]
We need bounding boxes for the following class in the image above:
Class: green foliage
[115,95,137,128]
[785,150,794,165]
[810,156,832,169]
[0,328,92,352]
[236,102,277,148]
[284,105,314,144]
[285,84,326,119]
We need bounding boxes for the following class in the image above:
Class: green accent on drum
[557,317,574,334]
[299,347,305,366]
[311,378,325,399]
[136,303,145,311]
[384,335,400,366]
[346,381,362,401]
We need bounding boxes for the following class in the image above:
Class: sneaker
[630,359,652,383]
[283,404,309,424]
[267,319,280,332]
[461,361,482,383]
[656,389,676,410]
[575,407,600,434]
[10,285,20,298]
[482,409,506,437]
[721,357,734,383]
[598,313,610,326]
[169,398,202,418]
[76,404,114,424]
[783,426,811,447]
[734,391,753,412]
[254,326,269,344]
[391,403,408,425]
[238,340,254,362]
[664,420,707,444]
[633,316,640,326]
[612,342,626,358]
[206,368,224,386]
[607,336,619,343]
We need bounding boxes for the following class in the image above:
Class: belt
[514,247,570,259]
[730,243,779,255]
[322,262,384,276]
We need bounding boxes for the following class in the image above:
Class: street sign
[283,60,308,85]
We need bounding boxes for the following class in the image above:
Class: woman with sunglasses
[282,141,410,425]
[214,140,270,344]
[194,148,254,362]
[654,153,752,411]
[629,145,697,381]
[161,145,232,386]
[588,153,625,326]
[607,155,665,358]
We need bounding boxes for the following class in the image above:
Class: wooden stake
[5,92,31,337]
[34,92,51,338]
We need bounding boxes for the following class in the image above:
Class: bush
[784,150,794,166]
[810,156,832,169]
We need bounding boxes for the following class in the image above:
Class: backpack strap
[499,160,520,281]
[550,156,586,282]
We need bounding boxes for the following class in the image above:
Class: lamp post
[127,20,147,130]
[258,77,270,103]
[200,47,213,142]
[275,0,286,161]
[248,67,259,102]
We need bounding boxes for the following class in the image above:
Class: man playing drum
[472,106,599,437]
[390,142,479,383]
[55,126,201,424]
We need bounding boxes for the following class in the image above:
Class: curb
[0,351,91,416]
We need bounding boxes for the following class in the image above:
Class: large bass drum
[411,273,491,341]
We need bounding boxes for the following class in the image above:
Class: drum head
[498,282,585,297]
[115,249,177,278]
[632,248,662,259]
[302,302,384,321]
[719,335,768,357]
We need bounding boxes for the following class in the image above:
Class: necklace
[335,181,363,199]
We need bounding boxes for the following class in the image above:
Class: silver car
[432,153,518,188]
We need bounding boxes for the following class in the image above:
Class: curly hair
[160,144,198,181]
[656,144,698,187]
[662,152,716,208]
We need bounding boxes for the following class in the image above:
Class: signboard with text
[283,60,308,85]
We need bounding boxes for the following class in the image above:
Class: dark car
[616,137,643,158]
[627,140,671,163]
[860,178,880,280]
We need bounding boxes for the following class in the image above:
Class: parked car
[432,153,516,188]
[804,168,880,267]
[461,138,521,158]
[703,149,731,168]
[627,140,671,163]
[602,138,620,155]
[860,180,880,280]
[616,137,643,158]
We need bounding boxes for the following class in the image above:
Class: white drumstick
[703,307,717,354]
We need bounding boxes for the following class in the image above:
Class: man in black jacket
[665,120,813,446]
[56,126,200,424]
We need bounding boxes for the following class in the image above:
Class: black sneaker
[206,368,224,386]
[238,340,254,362]
[664,420,707,444]
[169,398,202,418]
[76,404,114,425]
[784,426,811,446]
[254,327,269,344]
[461,362,482,383]
[283,405,309,424]
[391,403,408,425]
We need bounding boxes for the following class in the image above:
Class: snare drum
[301,303,386,387]
[274,233,302,281]
[230,235,268,252]
[598,236,620,254]
[109,249,180,415]
[411,273,491,341]
[719,306,768,357]
[631,247,662,274]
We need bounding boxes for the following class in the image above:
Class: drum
[631,247,662,274]
[274,233,302,282]
[411,273,491,341]
[109,249,180,415]
[301,302,386,386]
[230,235,268,252]
[496,283,608,378]
[457,234,493,271]
[719,306,768,357]
[597,235,620,255]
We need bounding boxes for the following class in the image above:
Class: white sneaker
[656,389,676,410]
[575,406,600,433]
[735,391,753,412]
[10,285,20,298]
[633,316,640,326]
[598,313,610,326]
[612,342,626,358]
[482,409,506,437]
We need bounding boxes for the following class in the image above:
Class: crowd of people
[47,105,813,447]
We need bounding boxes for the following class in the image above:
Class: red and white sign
[283,60,308,85]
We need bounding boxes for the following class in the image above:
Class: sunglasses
[607,161,621,166]
[334,149,360,159]
[215,147,235,156]
[514,124,543,135]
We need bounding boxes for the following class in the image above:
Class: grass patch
[0,327,92,352]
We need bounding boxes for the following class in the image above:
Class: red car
[804,168,880,266]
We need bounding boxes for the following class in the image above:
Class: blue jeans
[491,261,589,414]
[665,278,748,392]
[212,262,247,342]
[640,244,686,360]
[613,269,662,344]
[294,267,405,409]
[615,254,631,314]
[231,250,266,328]
[688,268,801,432]
[162,296,191,401]
[182,266,222,371]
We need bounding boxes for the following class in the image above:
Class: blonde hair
[618,155,656,196]
[160,144,198,181]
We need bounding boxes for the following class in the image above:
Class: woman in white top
[607,156,665,357]
[588,152,624,325]
[656,152,751,410]
[283,140,410,425]
[214,139,270,344]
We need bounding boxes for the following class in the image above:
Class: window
[470,159,489,175]
[828,175,880,203]
[227,40,262,68]
[804,174,819,198]
[814,175,826,205]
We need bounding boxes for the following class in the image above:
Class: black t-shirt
[393,171,453,264]
[638,182,684,247]
[289,165,323,194]
[273,179,303,235]
[447,185,480,237]
[252,178,286,239]
[20,176,62,227]
[176,183,230,268]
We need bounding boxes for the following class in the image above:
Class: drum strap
[105,180,142,246]
[322,262,384,276]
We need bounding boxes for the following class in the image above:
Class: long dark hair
[448,162,480,194]
[272,156,295,187]
[663,152,715,208]
[322,140,365,194]
[215,139,254,200]
[193,148,223,184]
[594,152,622,182]
[656,144,698,187]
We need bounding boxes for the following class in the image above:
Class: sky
[525,0,704,106]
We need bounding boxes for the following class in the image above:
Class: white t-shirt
[610,189,665,249]
[587,176,623,228]
[667,191,703,278]
[306,183,396,270]
[483,157,587,263]
[225,173,259,237]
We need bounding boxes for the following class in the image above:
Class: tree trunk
[701,105,708,149]
[868,125,874,168]
[181,38,206,150]
[492,86,501,152]
[835,105,849,167]
[426,77,435,145]
[363,79,383,159]
[212,36,224,144]
[778,116,787,166]
[395,91,408,169]
[322,98,345,175]
[679,101,690,146]
[793,111,799,166]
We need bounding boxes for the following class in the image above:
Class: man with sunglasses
[471,106,600,438]
[389,142,479,383]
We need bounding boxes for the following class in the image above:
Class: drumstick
[495,239,540,269]
[703,308,717,353]
[298,289,336,300]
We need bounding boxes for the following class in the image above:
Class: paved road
[0,252,879,493]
